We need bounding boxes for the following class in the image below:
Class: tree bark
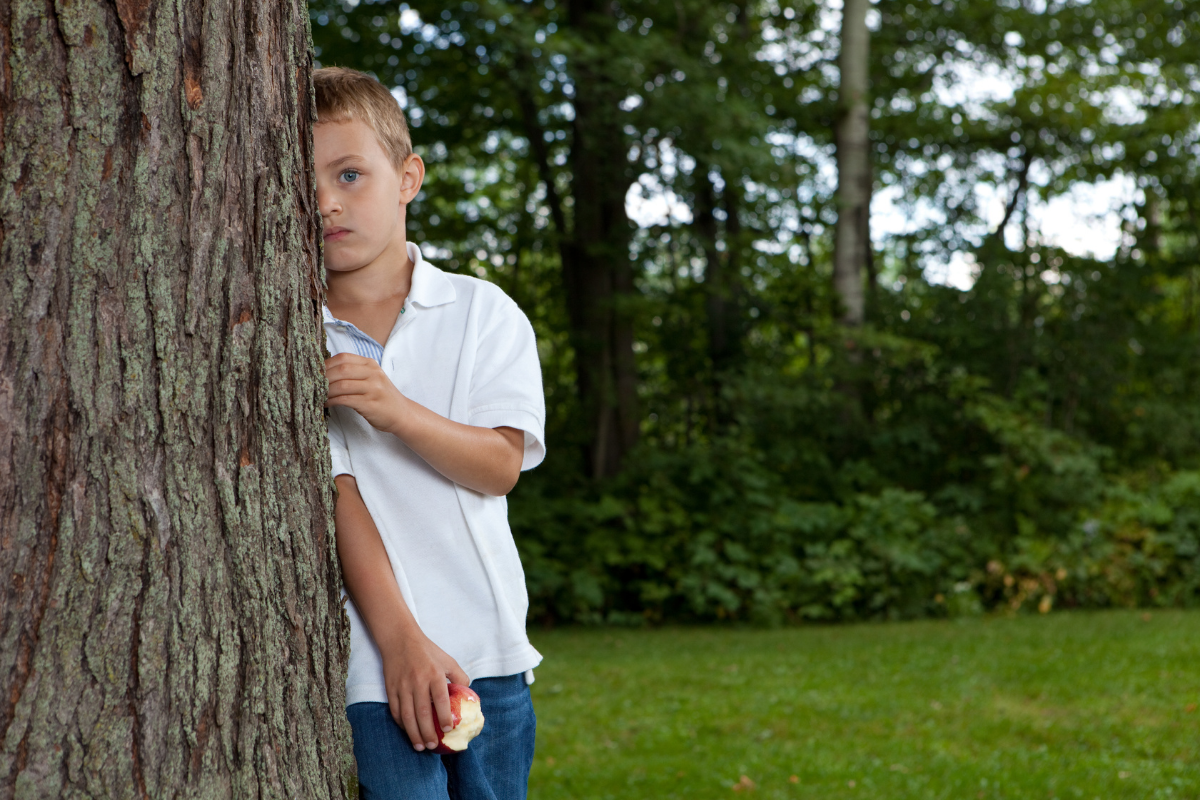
[833,0,871,327]
[694,166,742,429]
[0,1,350,797]
[561,0,639,480]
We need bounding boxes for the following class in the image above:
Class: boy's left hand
[325,353,406,434]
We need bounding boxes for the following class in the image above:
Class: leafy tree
[311,0,1200,623]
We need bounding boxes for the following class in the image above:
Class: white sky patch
[391,86,409,109]
[871,187,981,290]
[1100,85,1148,125]
[872,173,1139,290]
[924,252,982,291]
[871,186,946,237]
[627,174,693,226]
[629,154,1137,291]
[966,174,1140,260]
[1033,174,1139,258]
[933,59,1017,117]
[399,7,422,33]
[628,128,1136,289]
[787,133,839,200]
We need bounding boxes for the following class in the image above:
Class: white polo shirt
[325,243,545,706]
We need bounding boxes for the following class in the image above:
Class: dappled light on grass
[529,611,1200,799]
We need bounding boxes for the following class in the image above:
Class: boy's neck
[326,236,413,311]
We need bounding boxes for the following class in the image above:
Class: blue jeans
[348,675,536,800]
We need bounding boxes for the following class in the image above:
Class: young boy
[313,67,545,799]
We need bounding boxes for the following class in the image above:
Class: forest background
[310,0,1200,626]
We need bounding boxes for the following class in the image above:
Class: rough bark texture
[0,0,351,797]
[833,0,870,327]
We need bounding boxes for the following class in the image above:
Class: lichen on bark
[0,0,350,797]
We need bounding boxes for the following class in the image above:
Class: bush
[974,471,1200,613]
[517,442,978,625]
[513,405,1200,625]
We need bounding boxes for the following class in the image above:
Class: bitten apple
[432,683,485,754]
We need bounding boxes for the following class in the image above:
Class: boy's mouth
[324,226,350,242]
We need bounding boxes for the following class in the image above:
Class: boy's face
[314,118,424,274]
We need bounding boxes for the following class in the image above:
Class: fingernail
[426,742,437,749]
[443,726,452,733]
[413,744,425,752]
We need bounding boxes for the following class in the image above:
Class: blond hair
[313,67,412,168]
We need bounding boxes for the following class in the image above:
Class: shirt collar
[406,242,456,308]
[321,242,456,325]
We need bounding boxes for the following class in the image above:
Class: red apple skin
[432,683,483,755]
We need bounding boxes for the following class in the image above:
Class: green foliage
[515,398,1200,624]
[515,443,967,625]
[975,470,1200,614]
[311,1,1200,623]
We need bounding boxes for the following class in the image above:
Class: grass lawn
[527,610,1200,799]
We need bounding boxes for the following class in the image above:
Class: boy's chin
[325,244,398,275]
[325,260,367,274]
[324,253,373,273]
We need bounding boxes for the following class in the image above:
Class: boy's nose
[315,187,340,217]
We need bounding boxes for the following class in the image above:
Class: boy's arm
[326,353,524,495]
[334,473,470,750]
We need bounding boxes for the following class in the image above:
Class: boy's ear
[398,153,425,204]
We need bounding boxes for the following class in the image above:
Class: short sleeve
[327,409,355,478]
[468,291,546,471]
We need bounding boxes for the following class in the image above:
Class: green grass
[527,611,1200,799]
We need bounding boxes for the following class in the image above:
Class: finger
[324,396,358,410]
[325,352,374,369]
[414,686,441,750]
[446,662,470,687]
[431,679,453,734]
[326,379,373,399]
[387,690,402,732]
[325,396,380,415]
[398,690,426,751]
[324,392,366,410]
[325,363,378,383]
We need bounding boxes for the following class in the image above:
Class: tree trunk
[563,0,639,480]
[833,0,871,327]
[694,167,741,429]
[0,1,350,797]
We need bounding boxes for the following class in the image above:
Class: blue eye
[341,170,360,183]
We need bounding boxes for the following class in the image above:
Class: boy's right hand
[378,627,470,752]
[325,353,408,436]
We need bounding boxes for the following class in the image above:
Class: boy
[314,67,545,799]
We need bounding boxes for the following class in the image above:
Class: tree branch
[990,150,1032,248]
